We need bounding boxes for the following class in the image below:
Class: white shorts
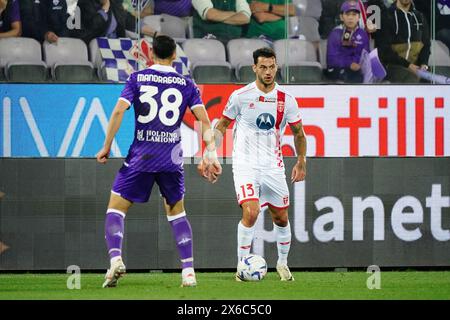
[233,167,290,209]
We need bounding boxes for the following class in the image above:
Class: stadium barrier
[0,157,449,270]
[0,84,449,157]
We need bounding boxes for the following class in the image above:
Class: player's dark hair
[153,35,177,60]
[253,47,276,65]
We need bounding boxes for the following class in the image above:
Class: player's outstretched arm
[192,106,222,183]
[96,99,129,164]
[290,121,307,183]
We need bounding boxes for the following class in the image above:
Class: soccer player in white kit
[214,47,307,281]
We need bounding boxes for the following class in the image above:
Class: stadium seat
[274,39,323,83]
[227,38,267,82]
[160,14,188,42]
[0,37,47,82]
[142,15,162,34]
[430,40,450,77]
[43,38,95,82]
[88,39,105,81]
[318,39,328,69]
[182,39,232,83]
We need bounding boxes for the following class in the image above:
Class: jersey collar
[253,81,279,95]
[149,64,177,74]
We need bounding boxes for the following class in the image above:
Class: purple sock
[105,210,125,260]
[168,212,194,269]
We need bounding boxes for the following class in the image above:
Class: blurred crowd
[0,0,449,83]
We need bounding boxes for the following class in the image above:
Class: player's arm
[289,121,307,183]
[192,106,223,183]
[214,116,233,146]
[96,99,129,164]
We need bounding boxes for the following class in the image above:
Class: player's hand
[291,158,306,183]
[96,147,110,164]
[206,160,222,184]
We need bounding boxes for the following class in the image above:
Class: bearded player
[214,47,307,281]
[96,35,221,288]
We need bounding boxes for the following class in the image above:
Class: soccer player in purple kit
[96,35,221,288]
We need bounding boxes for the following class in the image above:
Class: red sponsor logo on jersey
[249,103,255,109]
[258,96,276,103]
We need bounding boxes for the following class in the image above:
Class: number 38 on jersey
[137,85,183,126]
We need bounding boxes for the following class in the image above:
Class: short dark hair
[153,35,176,60]
[253,47,276,65]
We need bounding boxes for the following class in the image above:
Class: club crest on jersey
[256,113,275,130]
[249,103,255,109]
[283,196,289,205]
[277,100,285,112]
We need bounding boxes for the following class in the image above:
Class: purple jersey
[155,0,193,17]
[119,64,203,172]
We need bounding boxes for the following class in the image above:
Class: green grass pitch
[0,271,449,300]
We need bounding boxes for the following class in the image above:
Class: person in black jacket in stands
[20,0,47,42]
[76,0,156,44]
[20,0,77,43]
[375,0,430,83]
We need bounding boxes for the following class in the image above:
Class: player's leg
[103,166,155,288]
[103,193,132,288]
[234,169,261,280]
[235,200,261,281]
[261,171,294,281]
[238,200,260,258]
[157,171,196,287]
[267,205,294,281]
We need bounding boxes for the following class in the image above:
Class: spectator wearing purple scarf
[326,1,370,83]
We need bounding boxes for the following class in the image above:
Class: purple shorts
[111,165,185,204]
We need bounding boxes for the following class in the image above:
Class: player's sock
[105,209,125,264]
[237,221,255,260]
[274,221,292,265]
[168,211,194,269]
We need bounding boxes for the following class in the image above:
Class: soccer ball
[237,254,268,281]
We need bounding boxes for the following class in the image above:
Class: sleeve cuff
[222,114,235,121]
[190,104,205,110]
[119,97,131,106]
[288,119,302,126]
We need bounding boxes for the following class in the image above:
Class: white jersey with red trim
[223,82,302,171]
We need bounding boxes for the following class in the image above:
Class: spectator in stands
[325,0,369,83]
[154,0,193,17]
[20,0,79,43]
[319,0,388,39]
[76,0,156,43]
[245,0,296,41]
[192,0,251,44]
[415,0,450,51]
[0,0,22,38]
[20,0,47,41]
[44,0,74,42]
[436,0,450,51]
[376,0,430,83]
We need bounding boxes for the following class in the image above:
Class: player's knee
[272,210,289,227]
[242,205,260,226]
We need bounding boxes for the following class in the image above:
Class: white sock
[182,267,195,277]
[274,222,291,266]
[110,256,122,265]
[237,221,255,261]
